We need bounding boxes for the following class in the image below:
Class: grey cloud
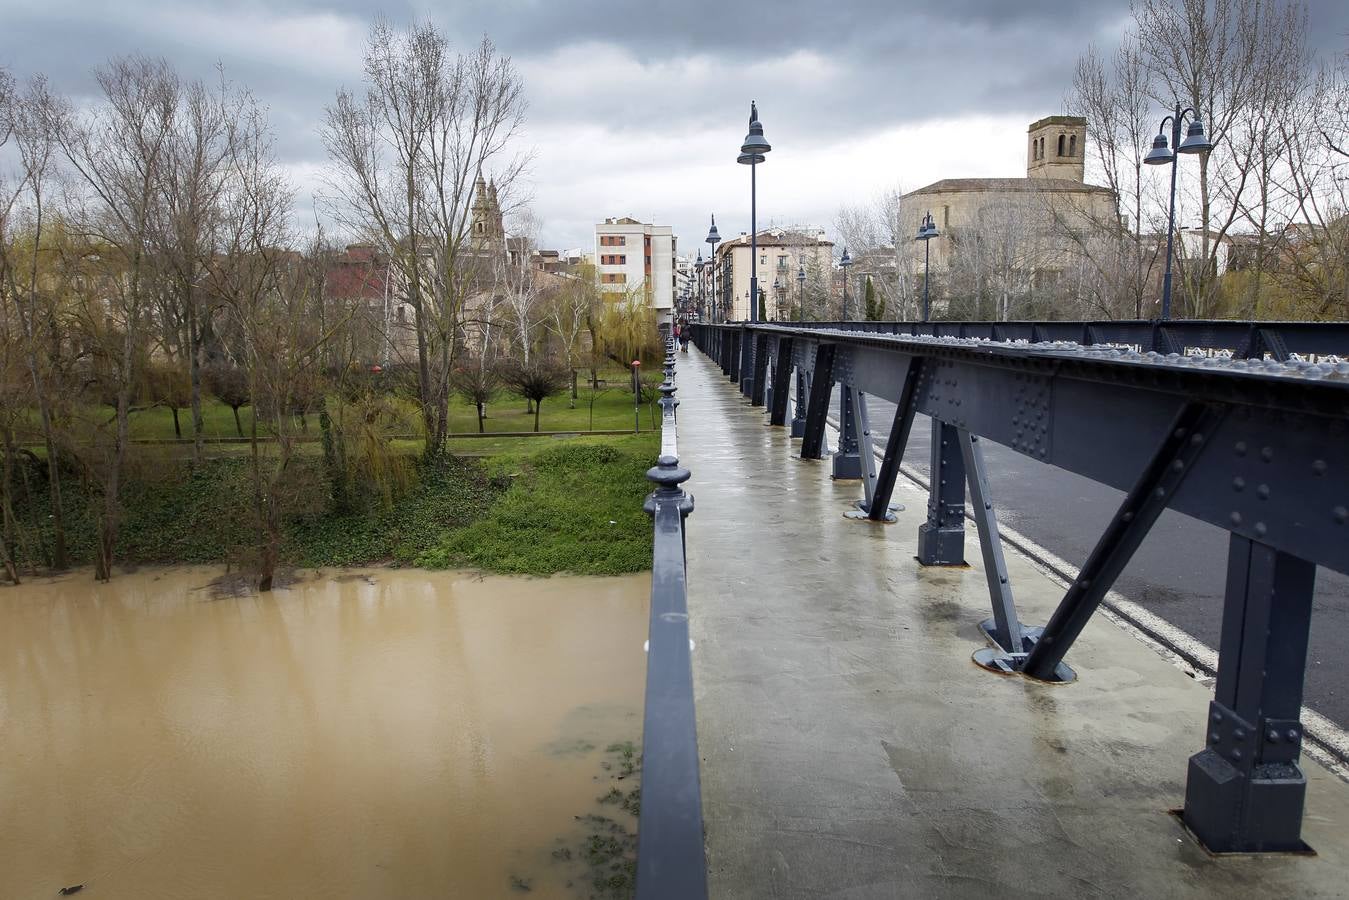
[4,0,1347,250]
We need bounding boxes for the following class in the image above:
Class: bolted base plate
[789,418,807,438]
[972,619,1076,684]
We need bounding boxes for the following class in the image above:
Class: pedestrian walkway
[676,347,1349,899]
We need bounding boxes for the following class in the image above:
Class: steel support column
[840,391,881,516]
[1182,535,1317,853]
[1021,401,1224,681]
[769,338,794,426]
[865,358,922,522]
[832,386,863,479]
[739,331,755,398]
[916,421,966,565]
[959,430,1024,655]
[751,333,769,407]
[800,344,836,460]
[790,367,808,437]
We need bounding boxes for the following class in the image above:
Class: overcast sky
[5,0,1349,254]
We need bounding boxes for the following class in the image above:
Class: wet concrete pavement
[678,347,1349,899]
[826,386,1349,732]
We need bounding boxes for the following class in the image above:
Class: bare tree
[497,208,543,363]
[322,22,527,457]
[1,72,79,570]
[547,263,598,407]
[1068,36,1163,317]
[153,71,247,464]
[1136,0,1306,316]
[49,56,180,580]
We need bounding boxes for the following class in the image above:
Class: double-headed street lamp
[705,214,721,322]
[694,250,705,320]
[839,247,852,320]
[737,102,771,322]
[1144,104,1213,320]
[915,211,939,322]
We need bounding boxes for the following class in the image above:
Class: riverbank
[5,432,659,579]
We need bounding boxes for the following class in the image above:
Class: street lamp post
[737,102,771,402]
[737,101,771,323]
[694,250,704,321]
[771,276,782,322]
[839,247,852,321]
[916,211,939,323]
[705,215,721,322]
[1144,104,1213,320]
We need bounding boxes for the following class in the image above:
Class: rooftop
[906,177,1114,196]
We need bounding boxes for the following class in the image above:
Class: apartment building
[594,217,676,326]
[714,227,835,321]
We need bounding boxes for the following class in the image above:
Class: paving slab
[676,347,1349,900]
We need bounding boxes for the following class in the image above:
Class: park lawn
[103,380,658,441]
[414,432,660,575]
[8,432,661,577]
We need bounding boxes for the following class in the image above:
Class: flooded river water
[0,567,650,899]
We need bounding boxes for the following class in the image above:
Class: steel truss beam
[685,320,1349,854]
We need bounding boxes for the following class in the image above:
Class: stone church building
[898,116,1118,315]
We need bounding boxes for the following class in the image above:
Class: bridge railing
[737,317,1349,360]
[688,318,1349,855]
[634,339,707,899]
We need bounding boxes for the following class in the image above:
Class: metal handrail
[724,317,1349,360]
[633,340,708,899]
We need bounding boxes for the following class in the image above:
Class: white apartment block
[595,217,676,326]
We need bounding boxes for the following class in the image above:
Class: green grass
[6,431,660,577]
[414,433,660,575]
[16,382,660,445]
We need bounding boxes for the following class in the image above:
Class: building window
[1057,134,1065,156]
[1069,134,1077,157]
[601,254,626,265]
[942,205,950,228]
[599,235,627,247]
[602,273,627,284]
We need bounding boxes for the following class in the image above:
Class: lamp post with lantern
[1144,104,1213,319]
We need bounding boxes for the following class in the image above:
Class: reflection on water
[0,566,649,899]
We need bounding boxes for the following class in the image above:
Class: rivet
[1212,711,1224,724]
[1334,507,1348,525]
[1121,511,1134,522]
[1254,522,1267,537]
[1313,460,1328,476]
[1235,441,1247,456]
[1267,729,1280,743]
[1175,428,1187,439]
[1171,460,1184,472]
[1287,729,1300,742]
[1232,749,1243,761]
[1230,511,1243,525]
[1155,487,1166,498]
[1261,446,1274,462]
[1256,484,1270,499]
[1234,729,1246,741]
[1211,732,1221,744]
[1191,433,1205,445]
[1233,477,1246,491]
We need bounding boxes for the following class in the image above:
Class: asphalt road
[824,385,1349,734]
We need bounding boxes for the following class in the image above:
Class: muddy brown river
[0,567,650,899]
